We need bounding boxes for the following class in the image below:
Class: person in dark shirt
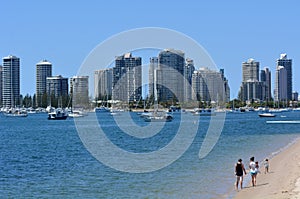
[235,159,247,190]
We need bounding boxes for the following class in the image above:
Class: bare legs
[264,166,269,174]
[251,174,257,186]
[236,176,243,190]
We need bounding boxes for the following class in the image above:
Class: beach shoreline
[233,136,300,199]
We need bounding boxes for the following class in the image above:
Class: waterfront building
[220,69,230,103]
[70,76,89,109]
[239,58,264,102]
[36,60,52,107]
[0,65,2,106]
[292,91,298,101]
[46,75,68,107]
[242,58,259,82]
[149,57,158,99]
[156,49,185,102]
[274,66,287,102]
[276,53,292,100]
[184,58,195,102]
[192,68,229,103]
[94,68,112,100]
[260,67,272,101]
[112,53,142,102]
[2,55,20,107]
[239,81,265,103]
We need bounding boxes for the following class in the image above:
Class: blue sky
[1,0,299,99]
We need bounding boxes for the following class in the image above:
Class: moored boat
[259,113,276,117]
[3,108,28,117]
[192,108,216,116]
[144,114,173,122]
[94,106,110,113]
[48,108,68,120]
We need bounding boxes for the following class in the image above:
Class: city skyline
[0,51,298,106]
[1,1,299,99]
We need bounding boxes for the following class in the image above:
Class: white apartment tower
[2,55,20,107]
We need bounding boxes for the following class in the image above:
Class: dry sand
[234,138,300,199]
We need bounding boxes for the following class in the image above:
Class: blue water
[1,111,300,198]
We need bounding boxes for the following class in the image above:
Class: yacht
[48,108,68,120]
[192,108,216,116]
[144,112,173,122]
[94,106,110,113]
[3,108,28,117]
[258,113,276,117]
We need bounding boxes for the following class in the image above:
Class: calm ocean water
[1,111,300,198]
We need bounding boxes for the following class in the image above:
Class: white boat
[259,113,276,117]
[48,108,68,120]
[192,108,216,116]
[68,110,86,118]
[143,72,173,122]
[144,113,173,122]
[94,106,110,113]
[4,108,28,117]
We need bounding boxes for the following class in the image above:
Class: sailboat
[94,94,110,113]
[143,71,173,122]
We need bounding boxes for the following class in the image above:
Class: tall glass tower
[2,55,20,107]
[276,54,292,100]
[157,49,185,102]
[112,53,142,102]
[36,60,52,107]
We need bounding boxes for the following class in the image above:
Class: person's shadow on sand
[242,183,269,189]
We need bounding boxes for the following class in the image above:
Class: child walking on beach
[235,159,247,191]
[264,158,269,174]
[255,161,260,174]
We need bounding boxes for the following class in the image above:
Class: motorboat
[48,108,68,120]
[259,113,276,117]
[94,106,110,113]
[192,108,216,116]
[3,108,28,117]
[144,113,173,122]
[68,110,86,118]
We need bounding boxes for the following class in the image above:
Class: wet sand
[234,138,300,199]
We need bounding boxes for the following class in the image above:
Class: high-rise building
[112,53,142,102]
[260,67,272,101]
[2,55,20,107]
[36,60,52,107]
[276,53,292,100]
[239,58,265,102]
[0,65,2,106]
[192,68,229,103]
[46,75,68,107]
[149,57,158,99]
[220,69,230,103]
[70,76,89,109]
[292,91,298,101]
[94,68,112,100]
[239,81,265,102]
[274,66,287,102]
[184,58,195,101]
[156,49,185,102]
[242,58,259,82]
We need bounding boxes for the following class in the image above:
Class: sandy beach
[234,138,300,199]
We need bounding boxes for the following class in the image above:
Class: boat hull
[48,115,68,120]
[259,113,276,117]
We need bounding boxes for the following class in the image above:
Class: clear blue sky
[1,0,299,99]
